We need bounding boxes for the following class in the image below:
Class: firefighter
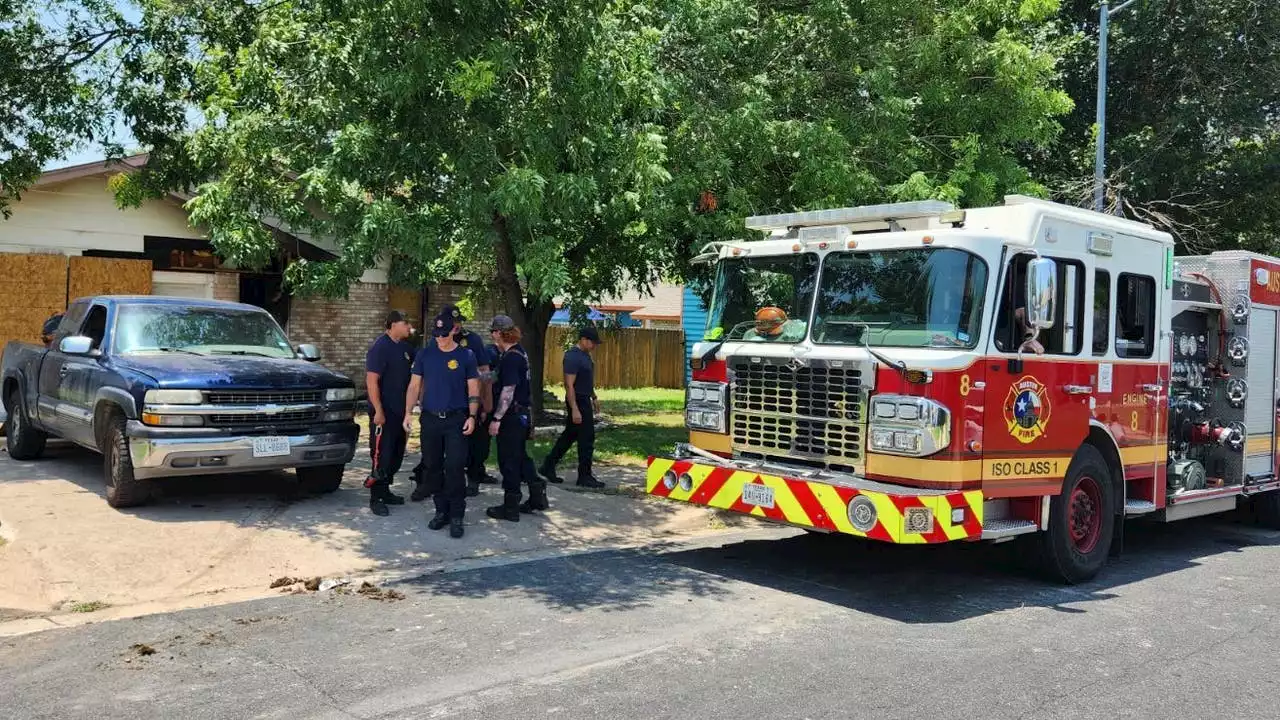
[538,326,605,489]
[404,312,482,538]
[364,310,415,516]
[484,315,547,521]
[445,304,493,498]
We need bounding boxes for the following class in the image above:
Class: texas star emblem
[1004,376,1051,444]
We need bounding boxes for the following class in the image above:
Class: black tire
[5,388,47,461]
[1255,490,1280,530]
[1039,444,1115,584]
[102,415,151,508]
[297,464,345,494]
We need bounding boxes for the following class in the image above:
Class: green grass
[358,385,687,468]
[68,600,110,614]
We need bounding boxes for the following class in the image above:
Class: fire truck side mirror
[1026,257,1057,331]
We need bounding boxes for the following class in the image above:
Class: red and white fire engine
[647,195,1280,583]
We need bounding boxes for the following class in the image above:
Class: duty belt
[424,408,468,419]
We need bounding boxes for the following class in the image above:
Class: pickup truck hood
[118,354,349,390]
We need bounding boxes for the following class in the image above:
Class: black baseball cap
[490,315,516,332]
[440,303,466,322]
[385,310,409,329]
[579,326,602,344]
[430,312,454,337]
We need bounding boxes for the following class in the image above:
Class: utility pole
[1094,0,1139,213]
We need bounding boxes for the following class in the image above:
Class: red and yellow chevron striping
[646,457,984,544]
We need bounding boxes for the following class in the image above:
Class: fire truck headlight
[685,406,726,433]
[868,395,950,457]
[662,470,679,490]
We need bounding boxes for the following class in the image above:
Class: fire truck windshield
[704,253,819,343]
[812,247,988,349]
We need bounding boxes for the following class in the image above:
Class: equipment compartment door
[1245,308,1277,480]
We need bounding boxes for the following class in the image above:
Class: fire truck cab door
[983,253,1093,494]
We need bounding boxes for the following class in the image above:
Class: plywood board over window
[68,256,153,301]
[0,254,69,361]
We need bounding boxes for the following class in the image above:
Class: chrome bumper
[126,422,357,480]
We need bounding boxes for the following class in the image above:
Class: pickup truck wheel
[5,389,47,460]
[103,417,151,508]
[297,464,345,494]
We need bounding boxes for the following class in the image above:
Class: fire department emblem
[447,359,459,370]
[1004,376,1051,444]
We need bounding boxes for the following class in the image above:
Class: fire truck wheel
[1039,444,1115,585]
[1254,490,1280,529]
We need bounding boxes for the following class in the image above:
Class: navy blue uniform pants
[420,411,469,519]
[369,414,407,488]
[467,416,491,486]
[546,395,595,479]
[496,411,532,510]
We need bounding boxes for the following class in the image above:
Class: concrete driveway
[0,439,733,634]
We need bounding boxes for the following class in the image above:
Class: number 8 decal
[1130,410,1139,431]
[959,374,971,397]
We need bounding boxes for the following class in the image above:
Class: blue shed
[681,286,708,384]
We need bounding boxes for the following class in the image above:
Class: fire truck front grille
[729,358,867,469]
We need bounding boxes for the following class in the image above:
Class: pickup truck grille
[729,357,868,470]
[205,390,323,405]
[208,410,320,426]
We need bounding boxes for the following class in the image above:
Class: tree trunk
[492,212,556,416]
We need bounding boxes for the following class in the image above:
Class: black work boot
[427,512,449,530]
[411,483,431,502]
[466,481,480,498]
[576,474,605,489]
[379,487,405,505]
[486,505,520,522]
[539,462,564,484]
[519,482,549,513]
[449,518,465,538]
[370,494,390,517]
[481,472,500,484]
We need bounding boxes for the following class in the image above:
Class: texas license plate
[741,483,775,509]
[252,436,291,458]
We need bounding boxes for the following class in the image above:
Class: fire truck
[647,195,1280,583]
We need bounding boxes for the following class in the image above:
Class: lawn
[357,385,686,468]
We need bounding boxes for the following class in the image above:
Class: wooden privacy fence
[543,326,686,389]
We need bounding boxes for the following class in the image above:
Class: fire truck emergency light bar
[744,200,956,232]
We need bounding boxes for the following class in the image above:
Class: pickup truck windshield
[705,253,819,343]
[113,305,296,358]
[812,248,988,349]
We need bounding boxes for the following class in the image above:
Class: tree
[1033,0,1280,252]
[117,0,1074,406]
[0,0,135,216]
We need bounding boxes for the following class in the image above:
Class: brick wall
[287,282,388,390]
[212,272,240,302]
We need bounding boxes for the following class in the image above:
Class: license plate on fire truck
[740,483,775,509]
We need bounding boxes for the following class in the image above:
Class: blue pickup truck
[2,295,360,507]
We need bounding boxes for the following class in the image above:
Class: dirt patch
[352,581,404,602]
[268,576,296,589]
[130,643,156,657]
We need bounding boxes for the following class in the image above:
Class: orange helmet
[755,306,788,336]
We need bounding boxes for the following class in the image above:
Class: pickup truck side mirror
[59,336,96,356]
[296,343,321,362]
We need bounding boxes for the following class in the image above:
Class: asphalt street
[2,515,1278,720]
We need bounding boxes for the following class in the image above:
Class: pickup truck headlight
[868,395,950,457]
[144,389,204,405]
[325,388,356,402]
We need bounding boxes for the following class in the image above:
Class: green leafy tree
[1034,0,1280,252]
[116,0,1074,406]
[0,0,135,216]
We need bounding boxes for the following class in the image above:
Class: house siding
[681,286,708,384]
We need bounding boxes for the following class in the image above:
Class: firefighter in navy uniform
[364,310,414,516]
[408,304,493,500]
[484,315,548,521]
[404,313,482,539]
[539,326,606,488]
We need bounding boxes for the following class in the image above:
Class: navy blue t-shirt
[494,344,532,409]
[453,330,491,368]
[563,346,594,397]
[412,345,479,413]
[365,334,414,415]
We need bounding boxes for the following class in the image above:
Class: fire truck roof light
[744,201,956,232]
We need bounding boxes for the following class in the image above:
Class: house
[550,281,691,330]
[0,156,495,390]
